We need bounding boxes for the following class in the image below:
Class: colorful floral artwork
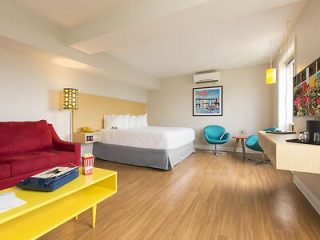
[193,86,223,116]
[293,66,320,116]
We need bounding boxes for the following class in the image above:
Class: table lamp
[63,88,78,141]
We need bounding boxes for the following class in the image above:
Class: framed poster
[193,86,223,116]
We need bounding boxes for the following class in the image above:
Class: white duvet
[100,126,195,150]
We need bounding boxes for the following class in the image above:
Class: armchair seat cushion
[208,139,229,144]
[0,164,10,180]
[2,151,76,177]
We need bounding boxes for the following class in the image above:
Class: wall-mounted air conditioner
[193,71,220,84]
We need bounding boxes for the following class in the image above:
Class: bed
[93,126,195,170]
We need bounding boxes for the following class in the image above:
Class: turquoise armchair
[245,135,263,152]
[245,127,278,164]
[204,125,231,155]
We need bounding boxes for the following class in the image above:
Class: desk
[232,136,247,159]
[258,131,320,174]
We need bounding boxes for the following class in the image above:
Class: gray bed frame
[93,142,195,170]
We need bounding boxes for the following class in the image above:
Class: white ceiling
[105,1,306,77]
[14,0,135,28]
[11,0,307,78]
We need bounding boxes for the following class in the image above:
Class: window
[278,43,295,130]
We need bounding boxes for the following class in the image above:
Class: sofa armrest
[48,124,81,166]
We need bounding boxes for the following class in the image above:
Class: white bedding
[100,126,195,150]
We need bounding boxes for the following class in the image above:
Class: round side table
[232,136,248,159]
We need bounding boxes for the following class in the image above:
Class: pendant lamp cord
[269,41,273,68]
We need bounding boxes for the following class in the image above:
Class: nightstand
[73,132,102,155]
[73,132,102,144]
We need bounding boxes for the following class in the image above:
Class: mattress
[100,126,195,150]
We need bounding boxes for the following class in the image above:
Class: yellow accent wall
[73,93,147,132]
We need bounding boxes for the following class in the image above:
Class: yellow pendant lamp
[266,68,277,84]
[266,41,277,84]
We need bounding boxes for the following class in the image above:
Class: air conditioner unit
[193,71,220,84]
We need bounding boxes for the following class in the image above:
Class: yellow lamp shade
[63,88,78,110]
[266,68,277,84]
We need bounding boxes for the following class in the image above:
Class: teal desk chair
[204,125,231,155]
[245,127,278,164]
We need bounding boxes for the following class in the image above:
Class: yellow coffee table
[0,167,117,240]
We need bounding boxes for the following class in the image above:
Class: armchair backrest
[264,127,278,132]
[0,120,53,156]
[204,125,225,140]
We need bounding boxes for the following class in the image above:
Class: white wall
[0,46,148,140]
[148,64,274,151]
[275,0,320,214]
[292,0,320,215]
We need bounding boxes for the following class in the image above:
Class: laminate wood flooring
[40,152,320,240]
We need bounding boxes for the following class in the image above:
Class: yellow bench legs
[74,205,97,228]
[92,205,97,228]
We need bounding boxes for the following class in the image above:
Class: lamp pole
[63,88,78,142]
[70,109,73,142]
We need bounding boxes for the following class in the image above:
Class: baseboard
[194,144,256,154]
[293,175,320,215]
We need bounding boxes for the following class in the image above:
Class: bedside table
[73,132,102,155]
[73,132,102,144]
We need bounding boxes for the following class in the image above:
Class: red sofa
[0,120,80,190]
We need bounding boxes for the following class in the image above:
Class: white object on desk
[0,192,26,213]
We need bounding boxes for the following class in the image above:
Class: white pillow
[135,114,148,128]
[103,115,110,129]
[120,114,129,129]
[127,114,148,128]
[142,114,148,128]
[128,115,137,128]
[104,114,129,129]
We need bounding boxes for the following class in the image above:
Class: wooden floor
[41,152,320,240]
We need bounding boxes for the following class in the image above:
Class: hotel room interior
[0,0,320,239]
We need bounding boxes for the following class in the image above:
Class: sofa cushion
[3,151,75,177]
[0,164,11,180]
[0,120,53,156]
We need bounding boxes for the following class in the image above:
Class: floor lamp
[63,88,79,141]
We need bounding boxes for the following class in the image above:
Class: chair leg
[254,152,271,165]
[248,152,271,165]
[255,160,271,165]
[213,144,226,155]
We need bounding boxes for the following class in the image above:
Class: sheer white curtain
[278,43,295,131]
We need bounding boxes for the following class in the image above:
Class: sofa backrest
[0,120,53,156]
